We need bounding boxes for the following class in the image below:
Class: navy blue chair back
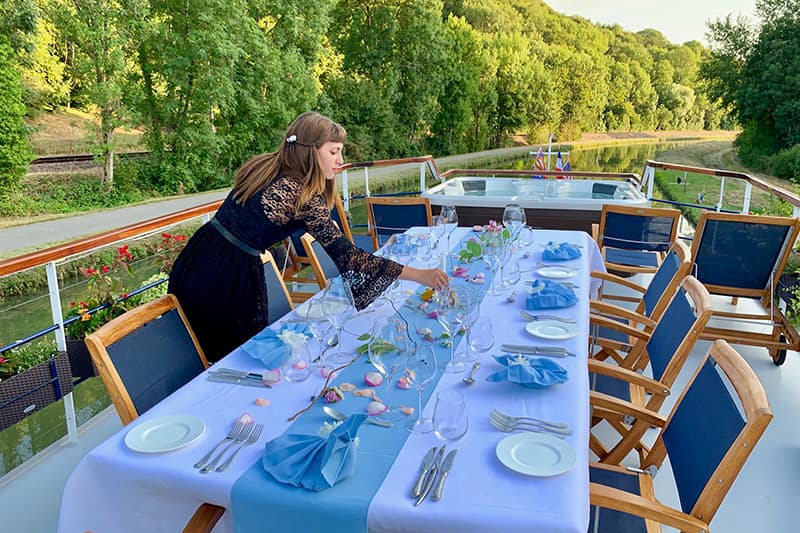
[107,308,205,416]
[693,217,794,290]
[641,244,683,317]
[645,285,698,382]
[602,210,676,252]
[365,197,432,249]
[263,253,292,323]
[311,239,340,281]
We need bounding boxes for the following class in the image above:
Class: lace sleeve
[299,195,402,309]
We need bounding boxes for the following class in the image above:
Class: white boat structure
[1,153,799,531]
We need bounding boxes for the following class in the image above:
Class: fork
[491,409,572,433]
[537,262,579,270]
[194,420,244,469]
[200,422,253,473]
[489,414,571,438]
[215,423,264,472]
[520,310,577,324]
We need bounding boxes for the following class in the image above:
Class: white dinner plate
[496,432,576,476]
[525,320,578,340]
[124,415,205,453]
[536,266,576,279]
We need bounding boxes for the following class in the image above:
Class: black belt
[209,217,262,257]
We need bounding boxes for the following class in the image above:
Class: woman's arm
[399,265,449,292]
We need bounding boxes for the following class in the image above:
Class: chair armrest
[591,223,599,244]
[591,271,647,294]
[590,301,656,328]
[588,360,669,396]
[590,391,667,427]
[589,314,652,342]
[589,482,708,532]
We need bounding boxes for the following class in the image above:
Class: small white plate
[525,320,578,340]
[496,432,576,476]
[536,266,576,279]
[125,415,205,453]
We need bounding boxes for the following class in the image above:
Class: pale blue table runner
[231,233,491,532]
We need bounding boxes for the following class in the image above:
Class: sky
[544,1,758,44]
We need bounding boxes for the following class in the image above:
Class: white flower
[318,420,342,437]
[278,329,309,352]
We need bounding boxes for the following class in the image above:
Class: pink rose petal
[366,401,387,416]
[364,372,383,387]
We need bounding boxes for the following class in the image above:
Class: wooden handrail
[0,199,223,277]
[645,159,800,207]
[338,155,435,171]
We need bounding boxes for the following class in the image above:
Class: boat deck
[2,276,798,532]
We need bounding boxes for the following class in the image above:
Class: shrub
[769,144,800,183]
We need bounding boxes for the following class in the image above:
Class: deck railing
[3,155,800,446]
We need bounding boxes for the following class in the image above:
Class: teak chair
[593,204,681,275]
[364,196,432,250]
[262,250,296,319]
[590,239,692,364]
[589,276,713,465]
[588,340,773,533]
[300,232,341,290]
[689,210,800,365]
[83,294,224,532]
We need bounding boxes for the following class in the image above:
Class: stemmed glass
[435,286,475,373]
[502,203,526,247]
[404,344,438,433]
[368,318,411,421]
[439,205,458,255]
[455,293,480,364]
[321,276,356,364]
[482,232,506,296]
[302,299,335,365]
[430,215,447,264]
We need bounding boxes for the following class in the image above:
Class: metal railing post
[419,162,426,193]
[717,177,726,212]
[364,167,371,197]
[46,261,78,442]
[645,165,655,202]
[742,182,753,214]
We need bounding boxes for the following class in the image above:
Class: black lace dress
[168,175,402,362]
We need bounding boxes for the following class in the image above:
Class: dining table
[57,226,604,533]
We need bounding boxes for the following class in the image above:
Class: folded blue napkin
[241,323,311,370]
[526,279,578,310]
[486,355,568,388]
[262,414,367,491]
[542,241,582,261]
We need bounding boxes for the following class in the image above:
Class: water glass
[281,343,312,382]
[502,256,521,286]
[467,316,494,353]
[502,203,526,244]
[404,344,438,434]
[433,390,469,441]
[440,205,458,253]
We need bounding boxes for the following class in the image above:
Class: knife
[501,344,576,357]
[411,446,438,498]
[214,368,268,380]
[414,446,446,506]
[207,371,272,388]
[431,449,458,502]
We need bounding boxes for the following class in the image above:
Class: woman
[169,111,448,362]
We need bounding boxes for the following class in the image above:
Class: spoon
[322,405,393,428]
[462,362,480,385]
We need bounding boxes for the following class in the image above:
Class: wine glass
[404,344,438,433]
[439,205,458,254]
[467,316,494,354]
[455,292,480,364]
[430,215,446,262]
[368,318,410,421]
[302,300,334,364]
[482,232,506,296]
[435,286,474,373]
[502,203,526,242]
[321,276,356,364]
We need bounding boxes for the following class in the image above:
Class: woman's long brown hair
[232,111,346,208]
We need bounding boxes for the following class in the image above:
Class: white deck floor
[2,284,798,532]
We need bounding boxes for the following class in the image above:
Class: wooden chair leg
[182,503,225,533]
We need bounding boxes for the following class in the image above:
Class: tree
[48,0,128,187]
[0,0,36,191]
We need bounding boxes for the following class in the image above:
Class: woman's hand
[399,266,449,292]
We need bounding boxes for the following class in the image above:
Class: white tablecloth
[58,228,603,533]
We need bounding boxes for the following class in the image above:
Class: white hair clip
[285,134,297,144]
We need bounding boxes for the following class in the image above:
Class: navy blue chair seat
[364,196,432,250]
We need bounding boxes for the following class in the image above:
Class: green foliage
[0,338,58,379]
[0,42,35,190]
[769,144,800,183]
